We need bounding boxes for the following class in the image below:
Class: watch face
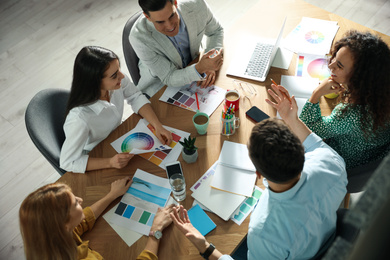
[154,230,162,239]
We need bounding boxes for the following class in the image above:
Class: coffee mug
[225,90,240,111]
[192,111,209,135]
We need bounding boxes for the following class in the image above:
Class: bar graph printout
[107,169,171,235]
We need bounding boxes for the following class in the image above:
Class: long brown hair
[19,183,77,260]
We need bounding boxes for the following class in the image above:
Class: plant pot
[182,149,198,163]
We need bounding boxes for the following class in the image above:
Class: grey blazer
[129,0,224,97]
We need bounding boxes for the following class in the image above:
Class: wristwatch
[149,230,162,240]
[200,243,215,259]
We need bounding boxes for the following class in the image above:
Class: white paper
[107,169,171,235]
[217,141,256,172]
[284,17,339,55]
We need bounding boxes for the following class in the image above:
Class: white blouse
[60,75,149,173]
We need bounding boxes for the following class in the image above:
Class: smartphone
[246,106,270,123]
[165,161,184,179]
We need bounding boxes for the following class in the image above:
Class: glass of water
[169,173,186,201]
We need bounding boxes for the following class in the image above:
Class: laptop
[226,18,287,82]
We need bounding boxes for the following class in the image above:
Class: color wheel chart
[121,132,154,153]
[296,54,330,81]
[111,169,171,235]
[305,31,325,44]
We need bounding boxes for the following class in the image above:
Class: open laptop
[226,18,287,82]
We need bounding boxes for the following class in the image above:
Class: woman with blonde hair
[20,178,174,260]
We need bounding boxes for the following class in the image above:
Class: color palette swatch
[121,132,154,153]
[296,54,330,81]
[137,120,187,168]
[305,31,325,44]
[231,186,262,225]
[109,169,171,235]
[159,81,226,116]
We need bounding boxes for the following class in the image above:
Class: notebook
[226,17,287,82]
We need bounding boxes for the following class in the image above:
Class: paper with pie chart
[111,120,172,155]
[284,17,339,55]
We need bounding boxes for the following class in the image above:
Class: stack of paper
[284,17,339,55]
[191,141,257,221]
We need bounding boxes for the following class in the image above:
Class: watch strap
[200,243,215,259]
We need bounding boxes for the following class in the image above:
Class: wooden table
[58,0,390,259]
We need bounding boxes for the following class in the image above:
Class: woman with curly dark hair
[299,30,390,170]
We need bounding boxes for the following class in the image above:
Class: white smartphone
[165,161,184,179]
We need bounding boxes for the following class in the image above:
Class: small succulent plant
[179,136,198,155]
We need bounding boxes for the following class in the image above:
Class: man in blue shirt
[130,0,224,97]
[170,84,347,260]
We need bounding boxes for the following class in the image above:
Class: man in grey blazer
[130,0,224,97]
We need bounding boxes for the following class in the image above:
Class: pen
[270,78,292,103]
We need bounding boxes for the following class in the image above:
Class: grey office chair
[25,88,69,176]
[123,10,143,86]
[322,151,390,260]
[344,157,385,208]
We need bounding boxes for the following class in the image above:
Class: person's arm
[137,205,175,259]
[89,177,132,219]
[171,205,232,260]
[265,84,311,143]
[309,78,344,104]
[138,104,173,145]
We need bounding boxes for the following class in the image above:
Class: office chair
[25,88,69,176]
[322,151,390,260]
[343,157,384,208]
[123,10,143,86]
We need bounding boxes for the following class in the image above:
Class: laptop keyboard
[244,43,273,78]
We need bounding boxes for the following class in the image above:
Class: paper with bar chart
[106,169,171,236]
[159,81,226,116]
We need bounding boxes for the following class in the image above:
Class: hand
[266,84,298,124]
[107,177,132,199]
[310,78,344,103]
[151,204,175,231]
[154,125,173,145]
[197,70,216,88]
[195,49,223,74]
[170,205,208,253]
[109,153,134,169]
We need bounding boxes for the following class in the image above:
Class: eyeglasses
[232,80,257,109]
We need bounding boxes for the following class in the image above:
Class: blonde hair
[19,183,77,260]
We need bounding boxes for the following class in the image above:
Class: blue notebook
[187,204,217,236]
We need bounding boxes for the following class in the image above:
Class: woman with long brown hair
[298,30,390,170]
[20,178,174,260]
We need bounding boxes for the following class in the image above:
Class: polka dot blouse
[299,101,390,170]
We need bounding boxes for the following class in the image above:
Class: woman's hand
[309,78,344,103]
[154,125,173,146]
[109,153,134,169]
[266,84,299,124]
[151,204,176,232]
[107,177,132,200]
[197,70,216,88]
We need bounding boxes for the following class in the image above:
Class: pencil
[195,92,200,110]
[270,78,291,103]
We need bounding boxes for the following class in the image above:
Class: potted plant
[179,136,198,163]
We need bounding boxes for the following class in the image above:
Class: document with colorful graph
[159,81,226,116]
[111,120,172,154]
[284,17,339,55]
[107,169,171,236]
[111,119,190,169]
[296,54,331,81]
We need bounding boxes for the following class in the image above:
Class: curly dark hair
[248,119,304,184]
[330,30,390,134]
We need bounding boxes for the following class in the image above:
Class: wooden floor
[0,0,388,259]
